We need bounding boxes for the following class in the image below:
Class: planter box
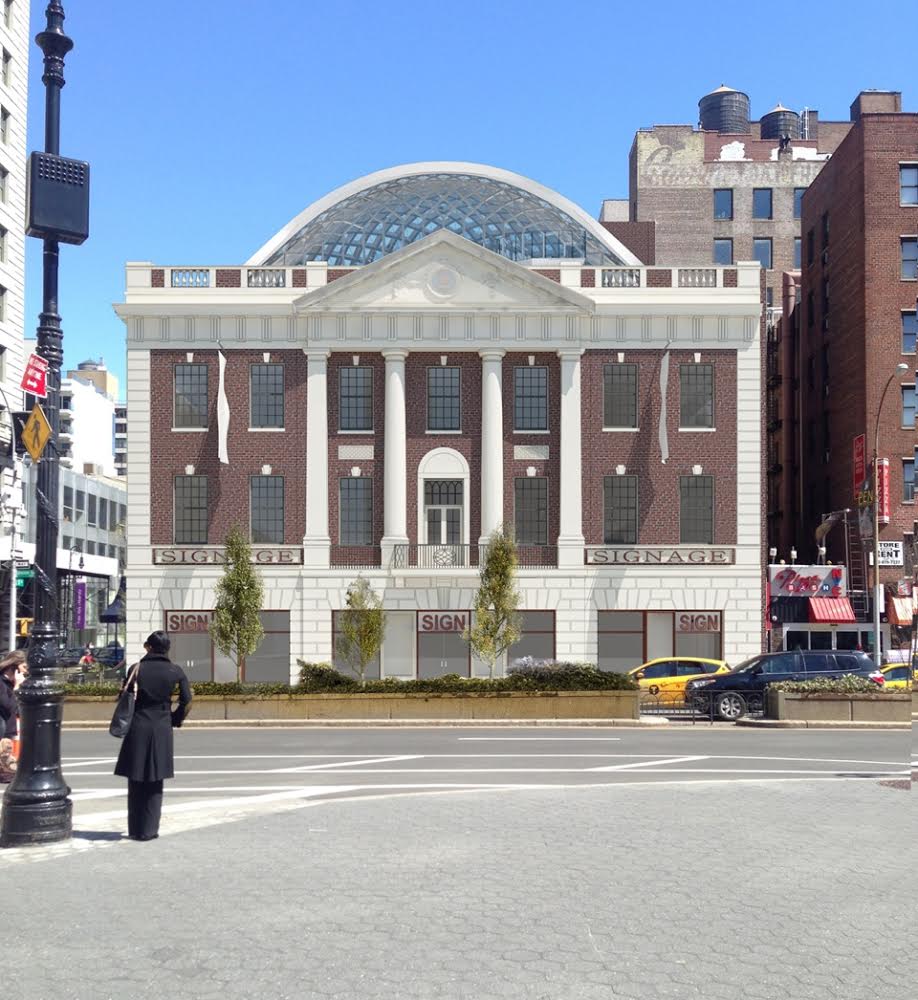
[64,690,640,723]
[766,690,910,723]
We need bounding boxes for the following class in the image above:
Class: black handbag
[109,663,139,738]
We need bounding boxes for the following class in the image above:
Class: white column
[557,349,585,568]
[479,350,505,546]
[303,350,330,567]
[381,349,409,564]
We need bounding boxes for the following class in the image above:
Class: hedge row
[63,661,638,698]
[771,675,884,695]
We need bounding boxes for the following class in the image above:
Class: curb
[64,717,663,730]
[736,718,910,730]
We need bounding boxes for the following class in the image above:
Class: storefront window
[597,612,644,673]
[166,611,290,682]
[508,611,555,664]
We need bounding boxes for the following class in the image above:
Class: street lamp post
[871,362,910,667]
[0,2,87,848]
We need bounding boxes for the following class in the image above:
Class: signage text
[153,547,304,566]
[586,547,735,566]
[418,612,468,633]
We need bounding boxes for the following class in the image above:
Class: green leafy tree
[337,578,386,686]
[209,525,265,683]
[464,531,521,678]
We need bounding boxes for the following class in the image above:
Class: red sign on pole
[877,457,890,525]
[852,434,866,498]
[20,353,48,398]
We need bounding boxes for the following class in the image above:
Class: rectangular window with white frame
[900,165,918,206]
[173,363,208,428]
[0,224,7,262]
[427,366,460,431]
[250,475,284,544]
[0,165,7,203]
[679,364,714,428]
[249,362,284,429]
[903,312,917,354]
[603,475,638,545]
[514,477,548,546]
[339,477,373,546]
[513,366,548,431]
[603,363,638,429]
[903,459,915,502]
[903,385,916,427]
[174,476,208,545]
[901,238,918,280]
[0,108,8,144]
[339,366,373,432]
[680,476,714,544]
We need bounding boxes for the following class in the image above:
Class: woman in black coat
[114,630,192,840]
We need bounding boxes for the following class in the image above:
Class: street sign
[22,402,52,462]
[15,569,34,588]
[20,352,48,398]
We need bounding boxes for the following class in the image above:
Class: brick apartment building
[116,163,763,682]
[602,86,852,309]
[768,92,917,653]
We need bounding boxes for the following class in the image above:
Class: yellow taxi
[628,657,730,701]
[879,664,916,690]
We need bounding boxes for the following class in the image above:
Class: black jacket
[114,653,192,783]
[0,676,16,739]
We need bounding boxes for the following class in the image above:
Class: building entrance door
[423,479,465,567]
[418,631,470,679]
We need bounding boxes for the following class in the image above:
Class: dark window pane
[339,367,373,431]
[339,478,373,545]
[713,189,733,220]
[174,476,208,544]
[514,367,548,430]
[424,479,463,505]
[794,237,802,269]
[902,312,917,353]
[514,477,548,545]
[427,367,460,431]
[174,363,208,428]
[904,460,915,502]
[901,165,918,205]
[99,497,108,530]
[680,364,714,428]
[603,364,637,428]
[680,476,714,544]
[753,188,773,219]
[753,238,773,270]
[713,239,732,265]
[88,494,97,526]
[250,363,285,428]
[250,476,284,543]
[603,476,638,544]
[901,238,918,279]
[793,187,806,219]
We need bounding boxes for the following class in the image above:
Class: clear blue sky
[24,0,912,390]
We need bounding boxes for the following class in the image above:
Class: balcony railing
[247,268,286,288]
[391,544,557,570]
[330,545,381,569]
[170,268,210,288]
[601,268,642,288]
[677,268,717,288]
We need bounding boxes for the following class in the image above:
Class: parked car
[95,642,125,667]
[628,658,729,701]
[879,664,915,690]
[685,650,884,721]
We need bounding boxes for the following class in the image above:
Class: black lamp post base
[0,797,72,847]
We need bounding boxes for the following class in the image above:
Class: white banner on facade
[217,350,230,464]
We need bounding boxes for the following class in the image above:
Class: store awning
[887,595,916,627]
[808,597,856,624]
[99,576,126,624]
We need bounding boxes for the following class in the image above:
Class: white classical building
[117,163,765,682]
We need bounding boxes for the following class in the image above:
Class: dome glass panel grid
[264,173,625,267]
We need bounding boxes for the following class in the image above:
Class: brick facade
[149,350,308,545]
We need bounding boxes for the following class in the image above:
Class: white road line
[588,755,708,771]
[63,759,119,768]
[269,755,423,773]
[458,737,622,742]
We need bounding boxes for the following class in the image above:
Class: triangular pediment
[294,230,594,314]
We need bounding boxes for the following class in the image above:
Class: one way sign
[20,353,49,398]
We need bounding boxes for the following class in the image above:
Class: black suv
[685,651,884,720]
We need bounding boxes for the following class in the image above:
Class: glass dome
[255,166,631,268]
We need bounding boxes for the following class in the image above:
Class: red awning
[808,597,856,624]
[887,596,916,627]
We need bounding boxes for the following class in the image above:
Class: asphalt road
[2,726,912,999]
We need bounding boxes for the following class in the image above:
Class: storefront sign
[876,458,890,526]
[166,611,213,633]
[418,612,468,633]
[153,547,304,566]
[768,565,846,598]
[852,434,866,499]
[585,547,735,566]
[675,612,722,633]
[878,541,903,567]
